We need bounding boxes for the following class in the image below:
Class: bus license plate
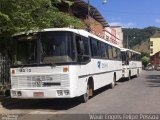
[33,92,44,97]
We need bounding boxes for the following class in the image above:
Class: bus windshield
[14,31,76,66]
[41,31,75,64]
[15,35,37,65]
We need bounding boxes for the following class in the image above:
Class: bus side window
[108,45,113,59]
[126,52,129,65]
[112,47,117,59]
[101,42,108,59]
[76,36,84,55]
[76,35,90,62]
[117,49,121,60]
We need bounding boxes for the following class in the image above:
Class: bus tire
[136,69,139,78]
[128,71,131,80]
[88,78,94,97]
[110,75,116,89]
[80,84,90,103]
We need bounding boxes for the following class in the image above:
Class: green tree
[142,56,149,67]
[0,0,83,55]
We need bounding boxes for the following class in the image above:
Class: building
[58,0,108,37]
[57,0,124,47]
[150,51,160,66]
[105,26,123,47]
[150,31,160,56]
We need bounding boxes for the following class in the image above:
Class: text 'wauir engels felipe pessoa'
[89,114,160,120]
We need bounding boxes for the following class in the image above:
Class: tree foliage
[123,26,160,48]
[0,0,83,54]
[142,56,149,67]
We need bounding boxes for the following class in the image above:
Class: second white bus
[121,48,142,80]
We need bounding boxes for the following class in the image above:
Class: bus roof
[120,48,141,54]
[13,28,120,49]
[12,28,89,37]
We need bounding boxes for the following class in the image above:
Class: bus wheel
[128,71,131,80]
[136,69,139,77]
[80,84,89,103]
[110,75,116,89]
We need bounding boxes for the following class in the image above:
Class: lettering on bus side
[97,61,108,69]
[102,63,108,68]
[97,61,101,69]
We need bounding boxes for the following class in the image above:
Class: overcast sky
[88,0,160,28]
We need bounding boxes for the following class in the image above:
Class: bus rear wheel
[110,75,116,89]
[136,69,139,78]
[128,71,131,80]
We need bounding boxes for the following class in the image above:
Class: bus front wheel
[80,84,90,103]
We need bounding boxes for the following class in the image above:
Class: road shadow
[93,84,111,97]
[146,75,160,87]
[1,85,113,110]
[0,97,81,110]
[118,75,137,83]
[118,78,129,83]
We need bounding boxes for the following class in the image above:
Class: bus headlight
[12,91,17,96]
[17,91,22,96]
[57,90,70,96]
[57,90,63,96]
[64,90,70,95]
[11,91,22,96]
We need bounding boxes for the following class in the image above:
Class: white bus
[10,28,122,102]
[121,48,142,80]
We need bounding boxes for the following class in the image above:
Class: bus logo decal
[97,61,101,69]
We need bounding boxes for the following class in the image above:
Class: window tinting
[108,45,113,59]
[41,31,75,64]
[90,38,101,58]
[117,49,121,60]
[128,51,132,60]
[76,35,90,62]
[101,42,108,59]
[112,47,117,59]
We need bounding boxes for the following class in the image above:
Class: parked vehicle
[156,65,160,71]
[145,65,154,71]
[10,28,122,103]
[121,48,142,80]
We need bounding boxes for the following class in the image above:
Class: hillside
[132,39,150,55]
[122,27,160,54]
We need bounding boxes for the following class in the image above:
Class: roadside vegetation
[0,0,83,55]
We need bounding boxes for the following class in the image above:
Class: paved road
[1,70,160,119]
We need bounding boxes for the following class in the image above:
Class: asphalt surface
[1,70,160,120]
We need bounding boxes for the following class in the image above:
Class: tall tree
[0,0,83,55]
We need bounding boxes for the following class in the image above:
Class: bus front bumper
[10,89,72,99]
